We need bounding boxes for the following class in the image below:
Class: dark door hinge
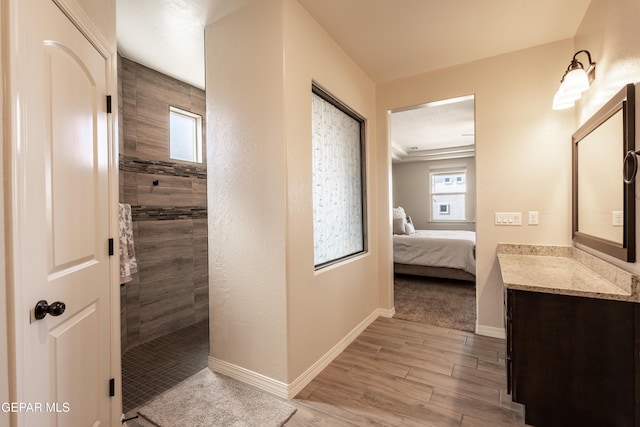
[106,95,112,114]
[109,378,115,397]
[108,238,114,256]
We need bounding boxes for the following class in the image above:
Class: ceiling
[390,96,475,163]
[116,0,591,157]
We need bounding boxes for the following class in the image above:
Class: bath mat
[137,368,296,427]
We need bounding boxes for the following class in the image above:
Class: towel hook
[152,180,159,187]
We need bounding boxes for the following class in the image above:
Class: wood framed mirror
[572,83,635,262]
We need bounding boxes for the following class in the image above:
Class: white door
[9,0,113,425]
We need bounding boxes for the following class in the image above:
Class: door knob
[34,300,66,320]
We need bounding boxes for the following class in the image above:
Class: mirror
[573,83,635,262]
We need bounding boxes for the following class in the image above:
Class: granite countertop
[497,244,639,302]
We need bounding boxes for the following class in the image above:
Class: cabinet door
[505,289,514,396]
[511,290,635,427]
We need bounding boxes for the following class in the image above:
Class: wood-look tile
[430,389,525,427]
[477,359,508,376]
[377,347,454,376]
[345,366,433,404]
[138,274,194,305]
[406,366,500,406]
[401,341,479,370]
[136,137,169,161]
[360,387,462,427]
[139,304,195,343]
[136,236,193,263]
[137,184,194,207]
[193,235,207,254]
[137,256,194,283]
[138,220,194,243]
[335,350,410,379]
[421,335,499,363]
[189,86,205,110]
[194,304,208,323]
[193,273,208,287]
[344,340,381,356]
[451,364,507,391]
[194,286,208,306]
[304,387,404,426]
[287,318,527,427]
[136,64,191,107]
[464,335,506,353]
[287,401,359,427]
[192,178,207,206]
[358,329,423,349]
[312,365,365,397]
[285,398,362,427]
[193,253,208,271]
[119,56,209,346]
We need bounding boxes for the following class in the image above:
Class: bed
[393,229,476,282]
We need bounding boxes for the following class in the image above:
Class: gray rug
[138,368,296,427]
[393,274,476,332]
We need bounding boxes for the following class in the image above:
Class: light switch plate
[528,211,539,225]
[495,212,522,226]
[612,211,624,226]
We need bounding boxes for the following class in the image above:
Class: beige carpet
[138,368,296,427]
[393,274,476,332]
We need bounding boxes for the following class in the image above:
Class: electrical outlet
[528,211,539,225]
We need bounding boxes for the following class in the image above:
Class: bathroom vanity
[498,244,639,427]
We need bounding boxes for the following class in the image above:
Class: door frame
[2,0,121,424]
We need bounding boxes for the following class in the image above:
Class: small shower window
[169,106,203,163]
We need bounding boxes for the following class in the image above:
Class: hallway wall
[118,56,208,351]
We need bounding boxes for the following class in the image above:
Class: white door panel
[11,0,113,425]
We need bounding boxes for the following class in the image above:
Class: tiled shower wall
[118,55,208,353]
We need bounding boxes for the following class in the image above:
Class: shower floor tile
[121,320,209,413]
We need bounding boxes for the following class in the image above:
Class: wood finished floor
[286,317,529,426]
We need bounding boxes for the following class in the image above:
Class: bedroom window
[169,106,203,163]
[431,170,466,221]
[311,83,367,269]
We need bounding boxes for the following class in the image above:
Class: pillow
[393,217,407,234]
[405,222,415,234]
[392,206,406,219]
[405,216,416,234]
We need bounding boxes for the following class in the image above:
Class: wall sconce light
[552,50,596,110]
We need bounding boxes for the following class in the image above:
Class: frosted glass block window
[312,84,367,269]
[169,106,203,163]
[430,170,467,221]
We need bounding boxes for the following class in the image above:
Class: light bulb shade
[561,68,589,94]
[552,89,575,110]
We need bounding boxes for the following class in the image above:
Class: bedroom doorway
[389,95,477,333]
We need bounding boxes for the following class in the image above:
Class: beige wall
[573,0,640,273]
[206,0,289,382]
[74,0,117,48]
[283,0,380,382]
[205,0,383,385]
[378,40,576,332]
[393,158,477,231]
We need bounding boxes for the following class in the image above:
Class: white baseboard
[210,308,385,399]
[209,357,290,399]
[475,324,505,339]
[376,306,396,318]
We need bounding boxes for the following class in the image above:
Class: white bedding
[393,230,476,275]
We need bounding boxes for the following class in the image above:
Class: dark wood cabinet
[505,289,640,427]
